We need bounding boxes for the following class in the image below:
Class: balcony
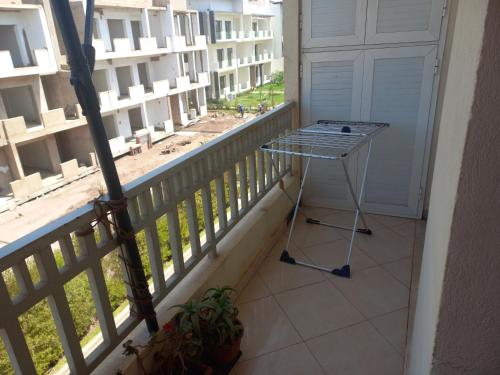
[216,30,237,42]
[0,103,294,374]
[198,72,210,86]
[0,49,55,78]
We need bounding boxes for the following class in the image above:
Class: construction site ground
[0,112,254,247]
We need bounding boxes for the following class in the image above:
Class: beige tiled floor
[234,208,425,375]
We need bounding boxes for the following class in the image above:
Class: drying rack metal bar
[261,120,389,278]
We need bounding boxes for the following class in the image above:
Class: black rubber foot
[357,228,372,235]
[280,250,296,265]
[306,217,321,224]
[332,265,351,278]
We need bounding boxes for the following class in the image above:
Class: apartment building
[72,0,210,155]
[0,1,91,198]
[190,0,282,100]
[0,0,210,199]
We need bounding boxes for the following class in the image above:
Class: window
[229,74,235,92]
[225,21,232,39]
[227,48,233,66]
[220,76,226,90]
[216,20,222,39]
[217,49,224,64]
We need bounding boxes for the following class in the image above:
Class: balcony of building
[1,1,499,375]
[0,4,57,78]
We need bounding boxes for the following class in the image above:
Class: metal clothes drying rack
[261,120,389,278]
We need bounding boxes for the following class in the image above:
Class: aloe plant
[203,286,243,347]
[170,299,213,359]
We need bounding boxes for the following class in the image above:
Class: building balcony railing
[153,79,170,96]
[0,103,293,374]
[112,38,132,53]
[139,37,158,51]
[98,90,119,109]
[198,72,210,86]
[0,48,55,78]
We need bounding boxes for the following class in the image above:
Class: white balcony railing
[195,35,207,48]
[139,37,158,51]
[153,79,170,96]
[113,38,132,53]
[175,75,190,90]
[0,103,293,374]
[171,36,187,51]
[98,90,119,108]
[198,72,209,86]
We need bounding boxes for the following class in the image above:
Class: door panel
[302,0,367,48]
[366,0,445,44]
[359,45,438,217]
[301,51,364,209]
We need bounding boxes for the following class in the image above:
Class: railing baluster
[257,149,265,194]
[77,226,119,345]
[215,176,227,233]
[238,158,248,211]
[140,191,167,296]
[35,247,87,373]
[248,152,257,203]
[0,276,37,375]
[200,183,216,257]
[165,179,185,276]
[227,166,239,222]
[12,261,34,298]
[185,194,201,259]
[265,151,273,190]
[59,234,77,267]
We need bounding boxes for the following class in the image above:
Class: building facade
[0,0,210,198]
[189,0,283,100]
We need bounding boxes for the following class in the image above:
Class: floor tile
[383,258,412,288]
[275,281,364,340]
[307,321,403,375]
[290,217,345,249]
[258,249,326,294]
[391,220,426,243]
[342,225,413,264]
[329,266,409,318]
[302,239,377,279]
[370,308,409,355]
[238,296,301,360]
[367,214,414,228]
[237,273,271,304]
[235,343,325,375]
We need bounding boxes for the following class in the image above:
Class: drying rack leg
[281,156,312,265]
[330,138,374,278]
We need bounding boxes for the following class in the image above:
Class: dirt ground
[0,112,253,247]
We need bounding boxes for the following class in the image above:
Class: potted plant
[169,299,214,375]
[202,286,244,366]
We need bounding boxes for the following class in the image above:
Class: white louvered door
[301,51,364,209]
[302,0,368,48]
[301,0,447,218]
[365,0,445,44]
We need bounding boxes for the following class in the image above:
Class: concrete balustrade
[139,37,158,50]
[0,103,294,374]
[198,72,209,86]
[41,108,66,128]
[93,39,106,56]
[2,116,27,139]
[98,90,118,108]
[9,172,43,199]
[0,50,14,71]
[129,84,145,100]
[153,79,170,96]
[113,38,132,53]
[176,75,190,90]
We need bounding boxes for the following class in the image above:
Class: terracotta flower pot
[207,326,244,366]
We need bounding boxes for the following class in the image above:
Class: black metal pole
[50,0,158,333]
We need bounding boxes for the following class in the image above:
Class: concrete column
[45,134,61,173]
[408,1,500,374]
[142,9,151,37]
[5,143,24,180]
[283,0,300,175]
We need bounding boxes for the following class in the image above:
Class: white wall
[408,1,489,374]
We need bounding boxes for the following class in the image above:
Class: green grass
[209,80,285,113]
